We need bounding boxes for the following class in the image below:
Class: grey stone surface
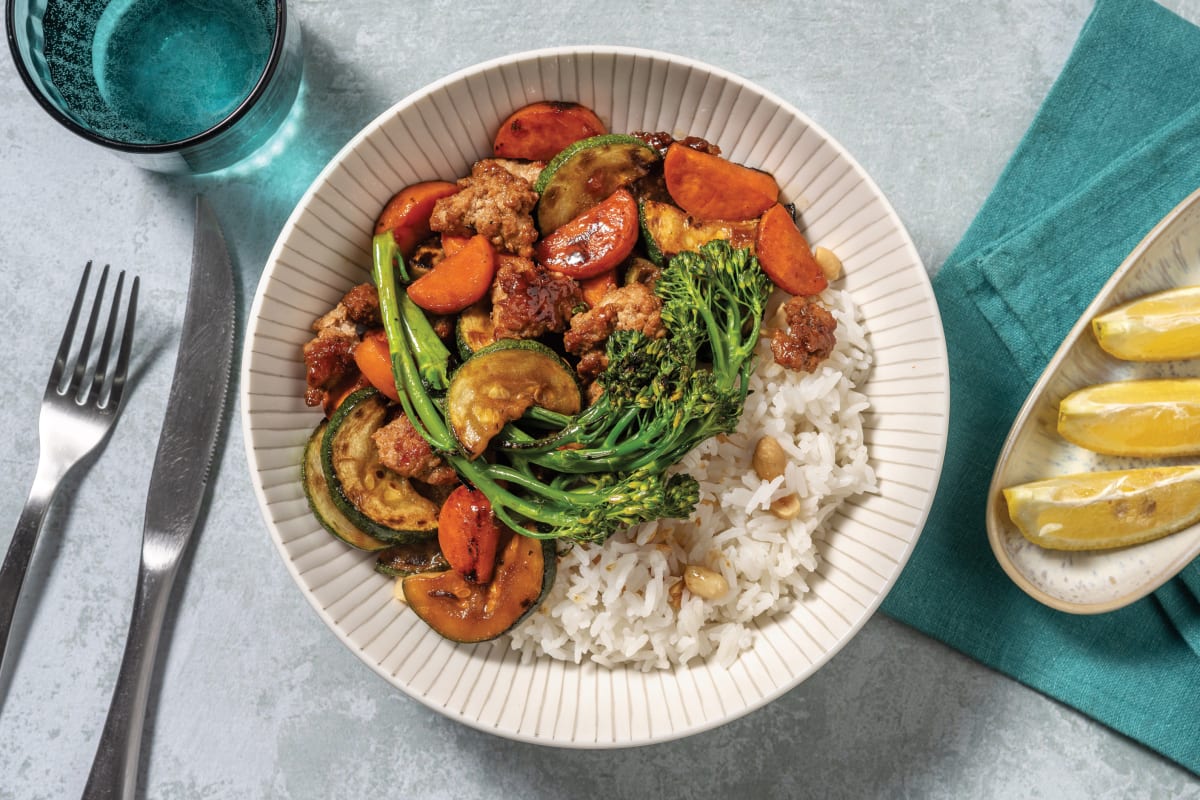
[2,1,1199,797]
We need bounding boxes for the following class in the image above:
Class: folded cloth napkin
[880,0,1200,775]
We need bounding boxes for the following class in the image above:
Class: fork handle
[0,463,63,676]
[82,560,178,800]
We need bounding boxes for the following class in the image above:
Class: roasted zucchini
[454,300,496,359]
[375,540,450,577]
[446,339,581,459]
[301,421,391,552]
[535,133,658,236]
[639,199,758,266]
[321,388,440,543]
[402,529,556,643]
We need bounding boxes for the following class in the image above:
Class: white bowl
[241,46,949,746]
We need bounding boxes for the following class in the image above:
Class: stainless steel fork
[0,262,139,678]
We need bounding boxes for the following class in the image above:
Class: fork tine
[65,264,110,401]
[91,270,125,408]
[49,261,94,392]
[105,275,139,412]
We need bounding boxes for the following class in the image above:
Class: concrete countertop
[2,1,1198,797]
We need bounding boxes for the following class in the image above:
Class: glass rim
[5,0,289,154]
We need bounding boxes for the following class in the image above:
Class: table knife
[82,196,236,800]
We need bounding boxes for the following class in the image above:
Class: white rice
[506,286,876,670]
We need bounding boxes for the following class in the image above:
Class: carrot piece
[492,101,607,161]
[352,329,400,402]
[406,234,497,314]
[580,269,619,307]
[439,233,471,257]
[755,203,828,296]
[375,180,459,258]
[438,484,502,584]
[663,143,779,221]
[535,189,639,279]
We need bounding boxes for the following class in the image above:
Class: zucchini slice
[402,530,556,643]
[446,340,581,459]
[375,539,449,577]
[639,199,759,266]
[302,421,391,552]
[321,388,440,543]
[535,134,658,236]
[454,300,496,359]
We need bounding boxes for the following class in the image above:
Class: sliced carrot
[492,101,607,161]
[375,180,459,258]
[407,234,497,314]
[438,484,502,584]
[755,203,828,295]
[352,329,400,402]
[663,143,779,221]
[580,269,619,307]
[439,233,471,257]
[535,188,639,279]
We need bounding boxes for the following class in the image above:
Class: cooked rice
[505,286,876,670]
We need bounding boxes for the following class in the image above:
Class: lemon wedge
[1003,466,1200,550]
[1057,379,1200,456]
[1092,285,1200,361]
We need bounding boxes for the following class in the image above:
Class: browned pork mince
[429,159,541,257]
[490,255,582,340]
[372,412,458,485]
[564,283,665,383]
[302,283,381,408]
[771,294,837,373]
[630,131,721,158]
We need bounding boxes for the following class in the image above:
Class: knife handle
[82,561,178,800]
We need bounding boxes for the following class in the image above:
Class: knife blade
[82,195,236,800]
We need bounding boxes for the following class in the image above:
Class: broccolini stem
[399,293,451,392]
[372,232,411,285]
[372,238,455,452]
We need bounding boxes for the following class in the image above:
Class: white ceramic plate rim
[240,45,949,746]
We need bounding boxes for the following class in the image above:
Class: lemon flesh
[1092,285,1200,361]
[1003,466,1200,550]
[1057,378,1200,456]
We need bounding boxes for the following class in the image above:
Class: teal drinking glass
[7,0,303,173]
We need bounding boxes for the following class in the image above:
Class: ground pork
[563,283,665,382]
[339,283,381,327]
[491,256,582,340]
[771,294,837,373]
[372,412,458,486]
[301,283,380,408]
[430,159,540,257]
[630,131,721,158]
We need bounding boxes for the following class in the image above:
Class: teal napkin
[880,0,1200,775]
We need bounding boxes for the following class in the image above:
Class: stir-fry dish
[300,101,871,664]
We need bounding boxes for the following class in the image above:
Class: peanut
[770,493,803,520]
[753,436,788,482]
[683,564,730,600]
[814,246,843,281]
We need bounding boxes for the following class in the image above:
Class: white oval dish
[987,186,1200,614]
[241,46,949,746]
